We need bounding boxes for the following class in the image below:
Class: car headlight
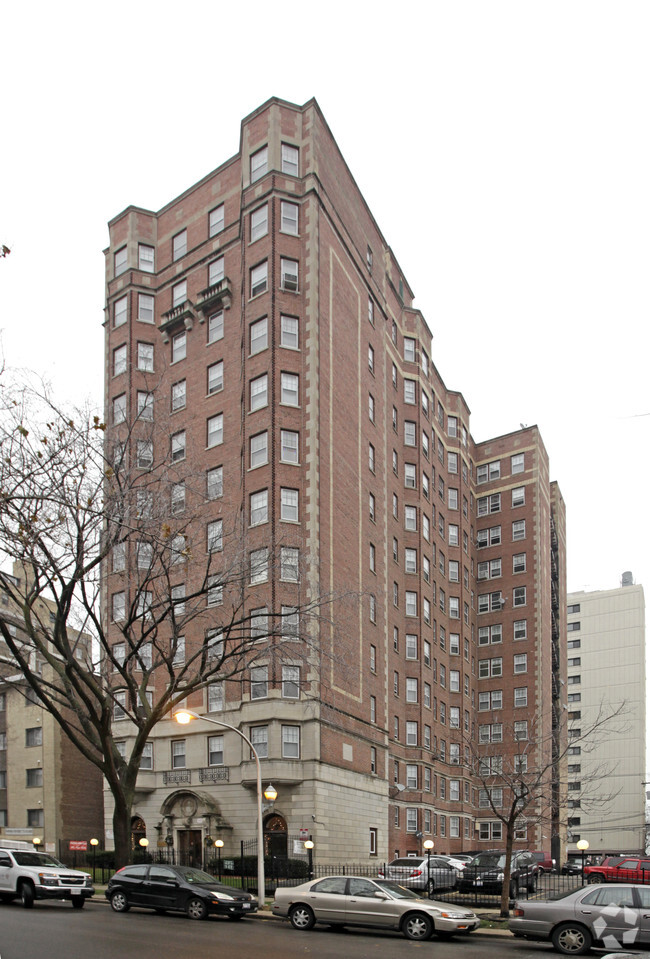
[37,872,59,885]
[440,911,471,919]
[210,890,234,900]
[497,872,504,880]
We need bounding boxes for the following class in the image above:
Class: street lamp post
[577,839,589,882]
[175,709,267,906]
[304,839,314,880]
[90,837,99,881]
[423,840,434,898]
[214,839,224,880]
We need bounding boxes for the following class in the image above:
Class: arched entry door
[131,815,146,850]
[264,813,288,863]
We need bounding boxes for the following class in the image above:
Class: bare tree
[0,377,335,867]
[466,704,626,916]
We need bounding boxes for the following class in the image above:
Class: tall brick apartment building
[103,97,567,865]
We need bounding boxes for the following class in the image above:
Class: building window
[207,520,223,553]
[511,551,527,574]
[514,653,528,673]
[173,230,187,261]
[281,372,299,406]
[281,201,299,235]
[171,379,186,412]
[207,414,224,448]
[281,257,299,292]
[27,809,44,828]
[250,204,268,242]
[250,489,268,527]
[282,665,300,699]
[512,486,525,507]
[281,488,299,522]
[172,331,186,362]
[251,262,268,298]
[138,244,154,272]
[172,279,187,308]
[112,393,126,425]
[207,312,224,345]
[282,725,300,759]
[114,295,127,328]
[369,443,375,472]
[113,344,127,376]
[207,466,223,500]
[209,203,225,237]
[406,722,418,746]
[511,453,524,474]
[403,337,416,362]
[250,431,268,468]
[209,256,225,287]
[136,440,153,470]
[171,740,186,769]
[250,666,268,700]
[250,373,268,411]
[281,314,299,349]
[281,143,299,175]
[171,430,186,462]
[208,682,224,712]
[114,246,127,276]
[250,548,269,584]
[250,145,268,181]
[514,619,527,640]
[137,391,153,421]
[251,726,268,759]
[513,586,527,607]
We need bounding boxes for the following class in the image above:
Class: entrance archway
[264,813,288,860]
[131,815,146,850]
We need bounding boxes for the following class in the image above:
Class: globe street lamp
[175,709,266,906]
[423,840,434,898]
[577,839,589,881]
[31,836,42,849]
[214,838,224,879]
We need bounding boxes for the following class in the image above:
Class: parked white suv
[0,845,94,908]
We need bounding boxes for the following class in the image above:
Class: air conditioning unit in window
[283,274,298,292]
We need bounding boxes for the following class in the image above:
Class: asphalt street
[0,897,565,959]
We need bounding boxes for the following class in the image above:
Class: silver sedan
[509,883,650,955]
[272,875,479,941]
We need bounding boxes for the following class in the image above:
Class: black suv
[106,864,257,920]
[457,850,539,897]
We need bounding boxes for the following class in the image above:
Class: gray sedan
[273,875,480,941]
[509,883,650,955]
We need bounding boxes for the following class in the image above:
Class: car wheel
[71,898,85,909]
[186,897,208,920]
[552,922,593,956]
[402,912,434,941]
[586,874,602,884]
[110,890,130,913]
[289,904,316,930]
[20,883,34,909]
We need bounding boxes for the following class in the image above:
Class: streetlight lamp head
[90,838,99,847]
[174,709,196,725]
[139,837,149,848]
[304,840,314,850]
[32,836,42,846]
[423,839,434,850]
[577,839,590,851]
[214,839,224,848]
[263,783,278,802]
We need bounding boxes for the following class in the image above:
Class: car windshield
[12,852,65,867]
[173,867,218,884]
[471,853,505,868]
[375,880,422,899]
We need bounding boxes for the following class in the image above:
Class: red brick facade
[104,98,566,862]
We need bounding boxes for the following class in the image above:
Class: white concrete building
[566,576,646,855]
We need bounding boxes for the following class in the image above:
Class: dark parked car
[510,883,650,955]
[106,864,257,920]
[561,859,584,876]
[457,850,539,896]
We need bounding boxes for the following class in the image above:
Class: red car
[584,856,650,884]
[530,851,555,873]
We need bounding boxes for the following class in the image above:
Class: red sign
[299,828,309,839]
[69,840,88,851]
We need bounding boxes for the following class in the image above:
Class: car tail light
[411,869,423,877]
[513,908,525,917]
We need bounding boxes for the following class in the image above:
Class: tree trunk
[499,819,516,917]
[110,778,137,869]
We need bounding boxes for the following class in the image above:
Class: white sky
[2,0,649,598]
